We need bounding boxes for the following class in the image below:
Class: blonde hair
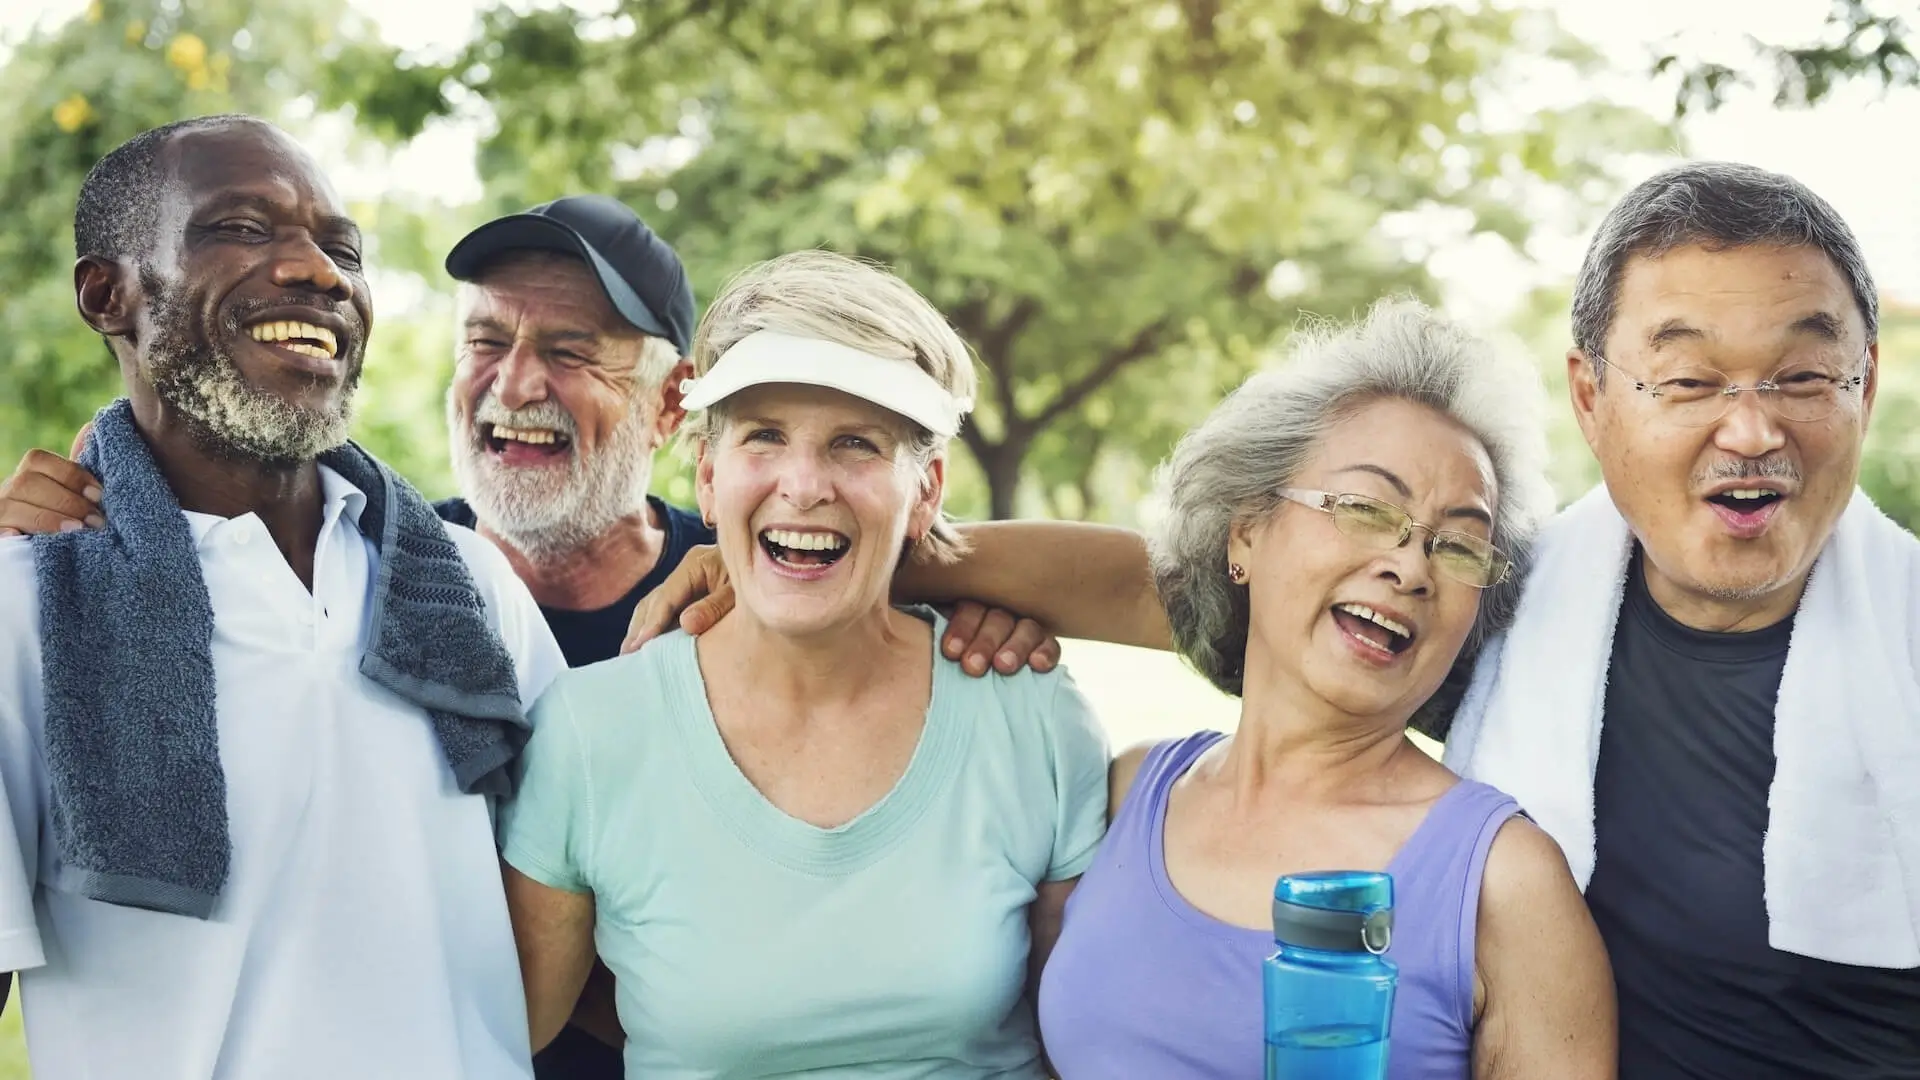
[687,250,977,563]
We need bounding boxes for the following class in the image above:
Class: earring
[1227,563,1247,584]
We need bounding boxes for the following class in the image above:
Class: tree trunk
[974,437,1028,520]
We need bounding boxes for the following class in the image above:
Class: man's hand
[621,543,1063,675]
[939,600,1059,676]
[621,544,733,654]
[0,448,103,538]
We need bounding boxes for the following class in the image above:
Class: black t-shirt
[434,495,715,667]
[435,494,712,1079]
[1586,555,1920,1079]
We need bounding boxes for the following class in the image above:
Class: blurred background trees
[0,0,1915,527]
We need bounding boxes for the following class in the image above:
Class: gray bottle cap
[1272,898,1394,954]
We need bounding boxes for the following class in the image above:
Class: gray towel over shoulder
[31,399,530,919]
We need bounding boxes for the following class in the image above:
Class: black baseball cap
[444,195,696,355]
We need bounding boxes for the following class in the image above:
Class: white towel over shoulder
[1444,485,1920,968]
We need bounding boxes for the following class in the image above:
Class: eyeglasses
[1278,489,1511,589]
[1590,349,1871,428]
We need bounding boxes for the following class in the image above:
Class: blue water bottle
[1263,870,1397,1079]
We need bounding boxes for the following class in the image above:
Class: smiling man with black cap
[436,195,712,674]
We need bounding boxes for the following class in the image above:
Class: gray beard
[446,388,656,563]
[143,276,358,466]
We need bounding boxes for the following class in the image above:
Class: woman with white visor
[497,250,1110,1078]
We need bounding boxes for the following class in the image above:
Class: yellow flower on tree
[52,95,94,133]
[166,33,207,74]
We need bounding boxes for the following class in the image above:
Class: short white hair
[634,331,681,392]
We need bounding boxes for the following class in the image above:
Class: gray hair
[1571,162,1878,379]
[685,250,979,563]
[1149,298,1554,738]
[634,332,682,391]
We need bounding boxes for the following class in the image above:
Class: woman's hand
[621,543,1064,676]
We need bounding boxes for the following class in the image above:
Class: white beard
[146,283,358,466]
[446,388,656,562]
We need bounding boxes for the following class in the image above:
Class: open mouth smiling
[243,315,350,377]
[1331,601,1416,658]
[481,423,575,458]
[1703,481,1790,539]
[1705,487,1785,513]
[759,527,850,570]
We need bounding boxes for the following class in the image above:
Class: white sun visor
[678,329,973,438]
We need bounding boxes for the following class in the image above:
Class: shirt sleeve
[1041,669,1112,882]
[0,768,43,973]
[0,542,46,972]
[498,681,594,894]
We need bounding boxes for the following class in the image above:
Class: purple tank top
[1037,731,1520,1079]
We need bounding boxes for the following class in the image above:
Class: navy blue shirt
[435,495,714,668]
[435,494,712,1079]
[1586,555,1920,1078]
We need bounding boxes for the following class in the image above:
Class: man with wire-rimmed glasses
[1446,160,1920,1080]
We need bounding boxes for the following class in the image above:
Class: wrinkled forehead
[458,254,627,334]
[161,122,348,222]
[1610,244,1868,357]
[1314,398,1498,502]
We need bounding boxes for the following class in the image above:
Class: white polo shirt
[0,467,565,1080]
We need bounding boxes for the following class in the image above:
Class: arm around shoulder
[897,521,1172,650]
[1470,816,1615,1080]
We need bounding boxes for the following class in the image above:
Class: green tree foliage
[349,0,1666,520]
[4,0,1913,532]
[1858,304,1920,530]
[1660,0,1917,116]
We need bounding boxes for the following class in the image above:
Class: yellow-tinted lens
[1329,496,1409,544]
[1431,533,1506,588]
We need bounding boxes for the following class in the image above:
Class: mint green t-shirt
[499,610,1111,1079]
